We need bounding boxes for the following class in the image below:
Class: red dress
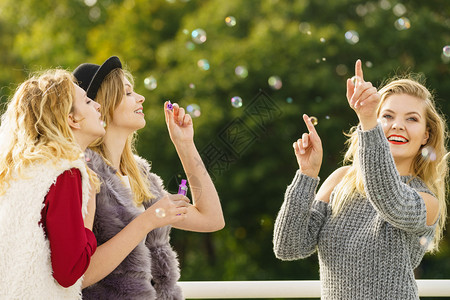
[40,168,97,288]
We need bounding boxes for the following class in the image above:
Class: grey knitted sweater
[273,124,436,300]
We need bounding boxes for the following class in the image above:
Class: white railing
[178,280,450,298]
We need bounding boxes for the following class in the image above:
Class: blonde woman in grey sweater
[273,60,448,299]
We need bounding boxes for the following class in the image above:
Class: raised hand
[164,101,194,146]
[293,114,323,178]
[346,59,380,130]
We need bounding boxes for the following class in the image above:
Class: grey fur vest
[82,149,183,300]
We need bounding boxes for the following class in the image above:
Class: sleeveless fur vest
[0,159,90,299]
[82,149,183,300]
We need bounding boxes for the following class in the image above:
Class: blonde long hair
[89,68,154,205]
[332,78,449,251]
[0,69,99,195]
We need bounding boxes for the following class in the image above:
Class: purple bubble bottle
[178,179,188,196]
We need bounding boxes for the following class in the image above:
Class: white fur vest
[82,149,183,300]
[0,158,91,300]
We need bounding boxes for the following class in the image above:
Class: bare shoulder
[316,166,351,203]
[419,192,440,226]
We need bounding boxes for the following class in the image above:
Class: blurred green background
[1,0,449,298]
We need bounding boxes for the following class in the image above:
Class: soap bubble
[322,57,326,61]
[185,41,195,51]
[268,76,282,90]
[394,17,411,30]
[189,83,195,89]
[443,46,450,58]
[365,61,373,68]
[325,115,330,120]
[197,59,210,70]
[235,66,248,78]
[421,146,437,161]
[351,75,362,87]
[186,104,201,118]
[286,97,293,104]
[345,30,359,45]
[191,28,207,44]
[225,16,236,27]
[84,0,97,7]
[182,29,190,35]
[320,37,326,43]
[310,116,318,126]
[336,64,348,76]
[299,22,311,34]
[155,208,166,218]
[393,3,407,16]
[231,96,243,108]
[144,76,157,90]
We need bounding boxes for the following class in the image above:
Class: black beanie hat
[73,56,122,100]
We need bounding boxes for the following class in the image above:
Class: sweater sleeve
[358,124,428,232]
[273,170,328,260]
[41,168,97,288]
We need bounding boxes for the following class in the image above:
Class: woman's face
[379,93,429,169]
[110,77,146,132]
[72,82,105,142]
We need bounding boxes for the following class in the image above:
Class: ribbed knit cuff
[286,170,320,200]
[357,123,387,149]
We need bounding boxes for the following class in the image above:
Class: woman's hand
[145,193,191,228]
[346,59,380,130]
[164,101,194,146]
[293,114,323,178]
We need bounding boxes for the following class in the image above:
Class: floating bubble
[443,46,450,58]
[345,30,359,45]
[191,28,207,44]
[315,58,321,64]
[356,4,368,17]
[336,64,348,76]
[393,3,407,16]
[310,116,318,126]
[197,59,210,70]
[144,76,157,90]
[351,75,362,87]
[365,61,373,68]
[84,0,97,7]
[186,104,201,118]
[182,29,190,35]
[185,41,195,51]
[322,57,326,61]
[189,83,195,89]
[379,117,388,127]
[299,22,311,34]
[231,96,243,108]
[235,66,248,78]
[225,16,237,27]
[286,97,293,104]
[394,17,411,30]
[421,146,437,161]
[320,37,326,43]
[379,0,391,10]
[419,236,430,247]
[268,76,282,90]
[89,7,101,21]
[325,115,330,120]
[155,208,166,218]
